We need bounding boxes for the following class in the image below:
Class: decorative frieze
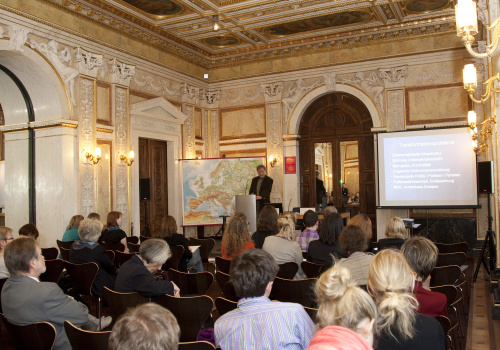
[110,58,135,86]
[7,24,29,53]
[266,103,283,204]
[115,87,129,232]
[75,47,103,78]
[379,66,408,88]
[260,82,282,102]
[79,78,95,217]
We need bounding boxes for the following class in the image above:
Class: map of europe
[182,157,265,225]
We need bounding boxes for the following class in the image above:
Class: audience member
[307,213,345,265]
[322,205,337,218]
[401,236,448,317]
[295,210,319,252]
[367,249,445,350]
[221,213,255,260]
[335,225,374,286]
[347,214,373,252]
[377,217,407,251]
[327,195,334,205]
[62,215,84,242]
[0,226,14,278]
[18,223,39,240]
[309,266,377,350]
[100,211,129,252]
[87,212,101,221]
[70,218,117,296]
[263,216,305,279]
[215,249,315,349]
[153,215,203,272]
[109,303,180,350]
[115,238,179,298]
[251,205,279,249]
[283,211,301,236]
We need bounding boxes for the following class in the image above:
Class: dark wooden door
[139,138,168,236]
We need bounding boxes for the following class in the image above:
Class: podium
[235,195,257,234]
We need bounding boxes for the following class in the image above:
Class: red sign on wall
[285,156,296,174]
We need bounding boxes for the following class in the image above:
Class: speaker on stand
[140,178,151,237]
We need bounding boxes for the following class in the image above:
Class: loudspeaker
[478,161,494,194]
[139,178,151,201]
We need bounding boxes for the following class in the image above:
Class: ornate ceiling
[58,0,457,67]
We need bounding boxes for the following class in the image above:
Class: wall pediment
[130,97,186,125]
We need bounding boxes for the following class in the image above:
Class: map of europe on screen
[182,157,265,226]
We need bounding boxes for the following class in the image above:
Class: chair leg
[97,297,101,330]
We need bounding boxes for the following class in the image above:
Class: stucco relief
[75,47,103,78]
[110,58,135,86]
[203,109,209,156]
[260,82,283,102]
[79,78,95,216]
[379,66,408,89]
[341,71,385,114]
[131,73,182,99]
[131,117,179,134]
[282,78,322,128]
[115,87,129,232]
[220,87,262,107]
[181,84,199,104]
[408,64,455,85]
[387,90,404,131]
[267,103,283,204]
[210,110,219,158]
[7,25,29,53]
[183,105,195,158]
[323,73,336,91]
[201,90,220,107]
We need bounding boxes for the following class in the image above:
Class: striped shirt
[295,228,319,252]
[215,296,316,350]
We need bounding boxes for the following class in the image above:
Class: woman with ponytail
[367,249,444,350]
[308,266,377,349]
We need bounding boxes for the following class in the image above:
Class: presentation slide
[377,127,478,208]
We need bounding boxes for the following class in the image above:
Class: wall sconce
[86,147,101,165]
[455,0,500,58]
[212,15,220,31]
[120,150,135,166]
[462,64,500,103]
[268,155,279,167]
[467,110,496,154]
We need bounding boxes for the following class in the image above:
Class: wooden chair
[39,259,64,283]
[64,321,111,350]
[114,250,135,267]
[41,247,58,260]
[106,250,115,263]
[59,246,71,261]
[271,276,317,308]
[215,297,238,316]
[127,242,140,253]
[435,242,469,255]
[431,285,462,345]
[57,239,75,250]
[126,236,139,244]
[303,306,318,322]
[163,245,185,271]
[0,278,7,313]
[140,235,151,243]
[188,238,216,270]
[178,341,218,350]
[215,271,239,301]
[436,252,467,268]
[301,261,331,278]
[156,294,214,342]
[100,242,125,252]
[435,315,453,350]
[277,261,299,279]
[1,315,56,350]
[168,269,214,296]
[102,286,150,320]
[215,256,231,274]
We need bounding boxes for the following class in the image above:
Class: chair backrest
[271,276,317,308]
[126,236,139,244]
[57,239,75,250]
[301,261,329,279]
[102,286,150,320]
[215,297,238,316]
[430,265,462,287]
[303,306,318,322]
[41,247,58,260]
[435,242,469,254]
[215,256,231,274]
[436,252,466,268]
[163,245,185,271]
[276,262,299,279]
[430,285,458,308]
[0,278,7,313]
[59,247,71,261]
[188,238,216,263]
[155,294,214,342]
[100,242,125,252]
[106,250,115,263]
[1,315,56,350]
[168,269,214,296]
[215,271,239,301]
[63,261,99,296]
[127,242,140,253]
[114,251,135,268]
[178,341,217,350]
[139,235,151,243]
[39,259,64,283]
[64,321,111,350]
[434,315,452,349]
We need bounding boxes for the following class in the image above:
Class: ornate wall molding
[282,78,322,128]
[379,66,408,88]
[110,58,135,86]
[7,24,29,53]
[323,73,337,91]
[209,109,219,158]
[260,82,282,102]
[220,87,262,106]
[183,104,195,158]
[341,71,385,114]
[79,78,95,217]
[387,90,405,131]
[75,47,103,78]
[115,87,129,231]
[131,73,182,99]
[200,89,220,108]
[181,83,199,104]
[266,102,283,204]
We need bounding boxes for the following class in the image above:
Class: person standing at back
[249,165,273,204]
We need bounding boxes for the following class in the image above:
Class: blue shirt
[215,296,315,350]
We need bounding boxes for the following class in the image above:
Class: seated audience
[109,303,180,350]
[0,226,14,278]
[354,192,360,202]
[347,194,355,203]
[401,236,447,317]
[309,266,377,350]
[367,249,445,350]
[87,212,101,221]
[307,213,345,265]
[251,205,279,249]
[295,210,319,252]
[153,215,203,272]
[327,195,334,205]
[322,205,337,218]
[283,211,301,236]
[347,214,373,252]
[100,211,129,252]
[62,215,84,242]
[115,238,179,298]
[221,213,255,260]
[335,225,374,286]
[70,218,117,296]
[18,223,39,240]
[215,249,315,349]
[263,216,305,279]
[377,217,407,251]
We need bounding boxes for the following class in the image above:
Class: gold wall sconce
[268,155,279,167]
[467,110,496,154]
[86,147,101,165]
[463,64,500,103]
[120,150,135,166]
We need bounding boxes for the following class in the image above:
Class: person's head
[347,214,372,242]
[140,239,171,273]
[0,226,14,252]
[303,210,319,228]
[315,266,377,345]
[316,171,320,179]
[367,249,418,342]
[319,213,344,246]
[328,195,334,202]
[257,205,279,232]
[222,213,251,258]
[18,223,39,240]
[156,215,177,239]
[230,248,279,299]
[257,164,266,178]
[66,215,84,230]
[4,237,45,277]
[282,211,297,225]
[277,217,295,241]
[338,225,368,254]
[87,212,101,221]
[78,218,103,242]
[107,211,123,228]
[322,205,337,217]
[108,303,180,350]
[401,236,438,281]
[384,217,406,239]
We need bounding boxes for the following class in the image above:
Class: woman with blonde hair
[367,249,444,350]
[347,213,373,252]
[0,226,14,278]
[221,213,255,260]
[62,215,84,242]
[263,216,305,279]
[377,217,407,251]
[308,266,377,349]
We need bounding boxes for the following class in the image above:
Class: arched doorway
[299,92,376,237]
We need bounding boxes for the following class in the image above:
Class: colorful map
[182,157,265,226]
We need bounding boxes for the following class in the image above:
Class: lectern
[235,195,257,234]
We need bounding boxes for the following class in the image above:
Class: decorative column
[201,89,220,158]
[181,83,198,159]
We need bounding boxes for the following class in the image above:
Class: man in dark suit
[249,164,273,204]
[315,171,326,205]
